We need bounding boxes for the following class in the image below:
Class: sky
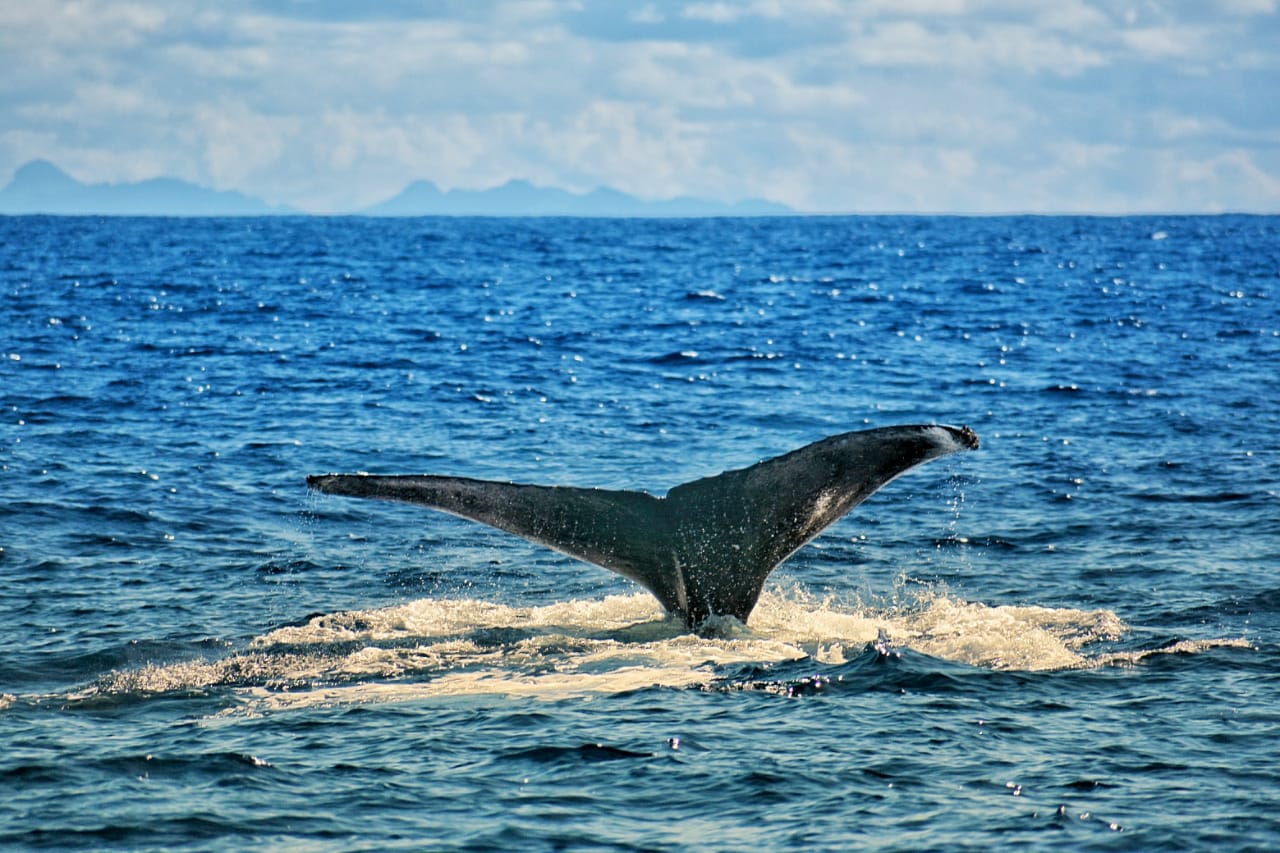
[2,0,1278,214]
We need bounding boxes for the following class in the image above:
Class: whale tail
[307,424,979,630]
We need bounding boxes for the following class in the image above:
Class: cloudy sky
[2,0,1278,213]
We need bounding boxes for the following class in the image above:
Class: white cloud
[848,18,1107,75]
[682,2,743,23]
[1,0,1277,212]
[1148,112,1214,143]
[553,100,712,198]
[1173,149,1280,201]
[16,80,156,124]
[1036,1,1113,32]
[0,0,166,48]
[187,100,295,192]
[630,4,664,24]
[852,0,968,14]
[1120,27,1201,59]
[1221,0,1276,13]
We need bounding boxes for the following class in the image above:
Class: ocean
[1,214,1277,850]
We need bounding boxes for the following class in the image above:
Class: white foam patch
[256,594,672,647]
[885,595,1129,671]
[71,588,1247,713]
[1093,637,1253,666]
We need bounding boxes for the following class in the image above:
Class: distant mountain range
[365,178,791,217]
[0,160,290,216]
[0,160,792,217]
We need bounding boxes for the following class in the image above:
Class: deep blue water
[2,214,1278,850]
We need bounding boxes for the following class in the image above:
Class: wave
[43,585,1234,716]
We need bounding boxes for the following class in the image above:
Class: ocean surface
[2,213,1278,851]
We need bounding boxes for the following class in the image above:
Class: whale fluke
[307,424,979,630]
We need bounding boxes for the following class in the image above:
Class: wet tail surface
[308,425,980,628]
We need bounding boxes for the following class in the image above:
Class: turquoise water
[2,214,1278,850]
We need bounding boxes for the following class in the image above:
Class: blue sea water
[1,213,1278,850]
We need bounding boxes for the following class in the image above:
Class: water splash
[55,584,1187,716]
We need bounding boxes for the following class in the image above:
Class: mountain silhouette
[1,160,791,217]
[364,178,791,217]
[0,160,287,215]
